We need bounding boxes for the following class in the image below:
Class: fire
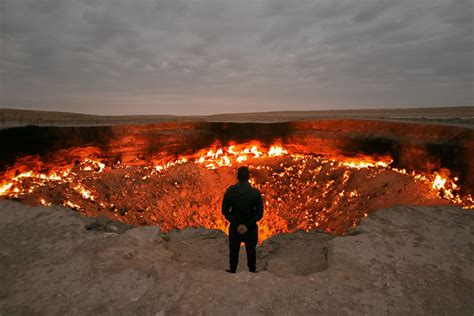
[190,142,282,169]
[432,172,447,191]
[268,145,288,157]
[429,171,461,201]
[81,159,106,172]
[341,160,391,169]
[64,200,81,210]
[73,183,96,201]
[339,155,393,169]
[0,183,13,195]
[0,141,472,241]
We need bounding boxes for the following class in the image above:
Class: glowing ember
[0,183,13,195]
[432,172,447,190]
[268,145,288,157]
[341,160,391,169]
[0,142,472,241]
[73,184,96,202]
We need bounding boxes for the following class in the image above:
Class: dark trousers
[229,225,258,272]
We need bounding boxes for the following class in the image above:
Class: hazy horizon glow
[1,0,473,115]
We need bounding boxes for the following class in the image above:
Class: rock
[347,227,360,235]
[124,251,134,259]
[85,216,112,231]
[124,226,161,246]
[84,216,132,233]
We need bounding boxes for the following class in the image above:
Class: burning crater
[0,120,472,241]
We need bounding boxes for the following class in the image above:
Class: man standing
[222,166,264,273]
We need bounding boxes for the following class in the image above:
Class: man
[222,166,264,273]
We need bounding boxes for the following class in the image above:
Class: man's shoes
[225,269,236,274]
[249,269,257,273]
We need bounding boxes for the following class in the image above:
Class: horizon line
[1,105,472,118]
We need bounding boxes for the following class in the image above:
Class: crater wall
[1,120,472,194]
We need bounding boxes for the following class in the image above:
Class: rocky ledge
[0,200,473,315]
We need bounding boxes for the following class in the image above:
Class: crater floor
[0,200,472,315]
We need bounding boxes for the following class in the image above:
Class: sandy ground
[0,200,472,315]
[1,107,473,127]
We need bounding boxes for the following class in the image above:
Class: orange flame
[0,141,472,241]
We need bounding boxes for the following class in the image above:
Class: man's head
[237,166,250,182]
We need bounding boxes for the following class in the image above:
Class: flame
[0,183,13,195]
[0,141,472,241]
[81,159,106,172]
[153,142,289,170]
[268,145,288,157]
[429,171,460,201]
[64,201,81,210]
[73,183,96,201]
[39,198,51,206]
[340,156,392,169]
[432,172,447,191]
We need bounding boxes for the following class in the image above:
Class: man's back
[222,181,263,228]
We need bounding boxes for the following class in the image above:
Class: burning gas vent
[0,120,472,241]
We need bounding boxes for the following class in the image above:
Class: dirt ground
[0,200,472,315]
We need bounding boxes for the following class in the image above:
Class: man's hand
[237,224,248,235]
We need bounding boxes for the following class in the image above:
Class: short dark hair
[237,166,250,181]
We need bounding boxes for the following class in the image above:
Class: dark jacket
[222,181,264,228]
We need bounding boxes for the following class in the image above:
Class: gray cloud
[0,0,472,115]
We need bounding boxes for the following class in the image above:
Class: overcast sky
[1,0,473,115]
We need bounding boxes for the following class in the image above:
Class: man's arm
[222,190,237,225]
[245,191,264,227]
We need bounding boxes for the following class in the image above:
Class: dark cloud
[0,0,472,115]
